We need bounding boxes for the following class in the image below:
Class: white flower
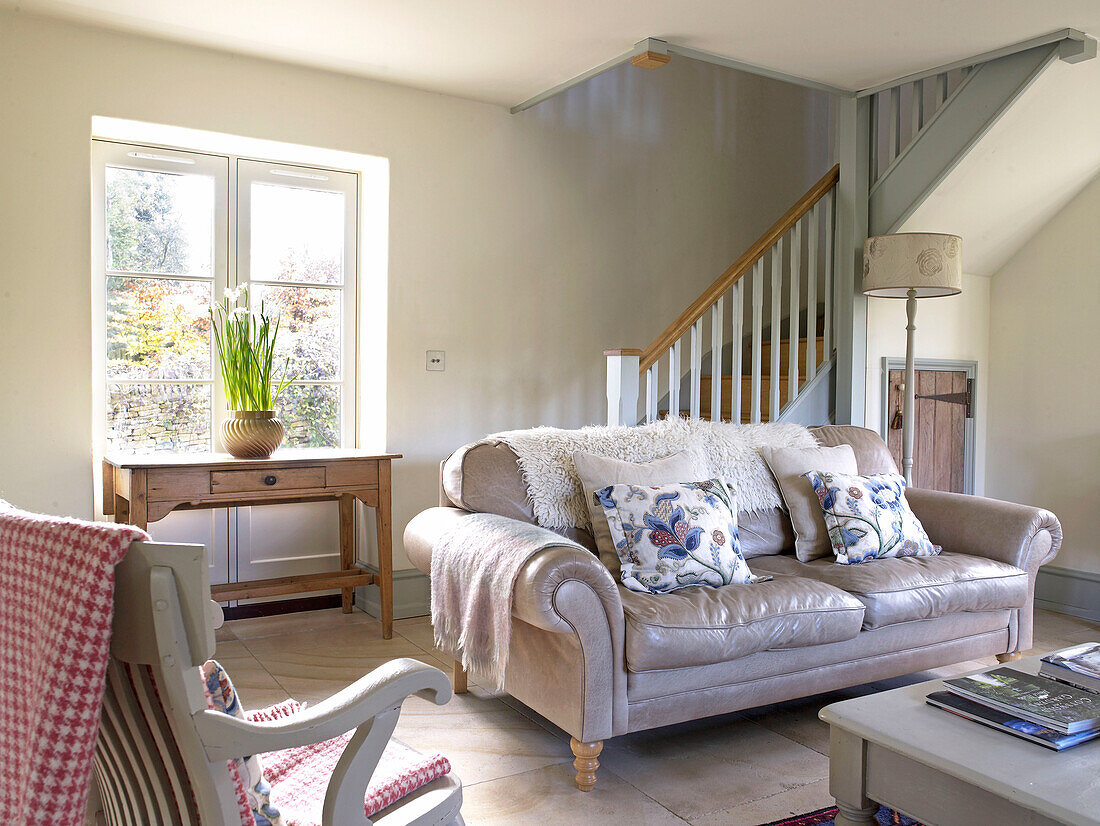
[223,286,243,303]
[232,307,250,317]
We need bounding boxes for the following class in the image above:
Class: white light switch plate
[426,350,445,371]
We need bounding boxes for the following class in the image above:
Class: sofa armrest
[907,488,1061,654]
[404,506,623,632]
[404,506,627,740]
[906,488,1062,571]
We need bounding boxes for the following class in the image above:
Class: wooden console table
[103,450,399,639]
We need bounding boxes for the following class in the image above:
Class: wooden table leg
[830,728,879,825]
[376,460,394,639]
[338,493,355,613]
[128,469,149,531]
[112,494,130,525]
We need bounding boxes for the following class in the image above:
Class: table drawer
[210,466,326,494]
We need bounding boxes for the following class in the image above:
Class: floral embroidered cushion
[594,478,753,593]
[202,660,284,826]
[802,470,940,564]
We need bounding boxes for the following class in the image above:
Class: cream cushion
[761,444,858,562]
[573,449,706,576]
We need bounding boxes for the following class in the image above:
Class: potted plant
[210,285,296,458]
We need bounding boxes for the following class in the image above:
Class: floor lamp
[862,233,962,486]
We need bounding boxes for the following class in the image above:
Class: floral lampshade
[862,233,963,298]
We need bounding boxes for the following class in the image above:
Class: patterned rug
[758,805,923,826]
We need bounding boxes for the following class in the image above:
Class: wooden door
[886,369,971,493]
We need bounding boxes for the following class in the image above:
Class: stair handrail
[637,164,839,373]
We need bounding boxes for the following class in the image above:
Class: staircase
[602,32,1096,430]
[606,165,839,427]
[697,334,824,422]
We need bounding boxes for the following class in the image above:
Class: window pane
[107,383,211,453]
[277,384,340,448]
[106,277,211,380]
[105,167,214,276]
[250,183,344,284]
[253,284,340,381]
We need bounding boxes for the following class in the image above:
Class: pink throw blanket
[249,701,452,823]
[0,500,148,826]
[432,512,586,689]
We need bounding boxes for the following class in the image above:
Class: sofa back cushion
[440,425,896,562]
[810,425,898,475]
[441,440,597,551]
[573,449,707,575]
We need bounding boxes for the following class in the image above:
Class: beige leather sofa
[404,425,1061,791]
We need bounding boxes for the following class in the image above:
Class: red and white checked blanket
[247,701,453,824]
[0,501,148,826]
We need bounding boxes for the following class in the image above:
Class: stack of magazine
[926,643,1100,751]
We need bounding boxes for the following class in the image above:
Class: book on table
[926,691,1100,751]
[1040,642,1100,693]
[942,667,1100,734]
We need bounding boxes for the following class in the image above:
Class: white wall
[987,173,1100,576]
[0,11,831,569]
[864,273,990,493]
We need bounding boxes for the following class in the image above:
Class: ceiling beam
[662,42,852,97]
[856,28,1095,97]
[510,28,1096,115]
[511,36,851,113]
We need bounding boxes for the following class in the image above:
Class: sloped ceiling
[1,0,1098,106]
[901,56,1100,276]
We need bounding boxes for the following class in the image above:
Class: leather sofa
[404,425,1061,791]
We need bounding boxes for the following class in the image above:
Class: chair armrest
[195,658,450,761]
[906,488,1062,572]
[404,506,623,633]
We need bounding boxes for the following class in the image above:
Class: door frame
[880,357,977,495]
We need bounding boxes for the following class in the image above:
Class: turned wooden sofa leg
[996,652,1023,664]
[452,660,468,694]
[570,737,603,792]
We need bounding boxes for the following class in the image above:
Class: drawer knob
[263,475,277,486]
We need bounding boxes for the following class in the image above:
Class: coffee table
[819,656,1100,826]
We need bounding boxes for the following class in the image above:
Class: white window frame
[91,139,359,459]
[236,159,358,447]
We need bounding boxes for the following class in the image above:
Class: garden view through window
[95,142,358,454]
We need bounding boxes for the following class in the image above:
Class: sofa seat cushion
[620,578,865,672]
[748,552,1028,630]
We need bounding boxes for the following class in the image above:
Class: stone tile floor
[218,608,1099,825]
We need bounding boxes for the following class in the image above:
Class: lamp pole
[902,287,917,486]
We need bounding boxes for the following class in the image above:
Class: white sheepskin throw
[487,417,815,530]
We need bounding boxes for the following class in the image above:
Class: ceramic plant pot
[221,410,285,459]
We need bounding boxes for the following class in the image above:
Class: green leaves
[209,286,297,411]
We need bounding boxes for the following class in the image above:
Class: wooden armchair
[93,540,463,826]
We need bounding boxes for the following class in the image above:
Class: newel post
[604,349,642,426]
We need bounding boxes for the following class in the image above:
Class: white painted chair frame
[93,540,463,826]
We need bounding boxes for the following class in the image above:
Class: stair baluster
[710,297,724,423]
[769,243,782,421]
[645,365,656,424]
[730,281,743,423]
[667,341,681,422]
[750,259,764,424]
[689,319,703,419]
[787,218,801,406]
[806,203,819,384]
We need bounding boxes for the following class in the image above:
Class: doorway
[880,358,977,494]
